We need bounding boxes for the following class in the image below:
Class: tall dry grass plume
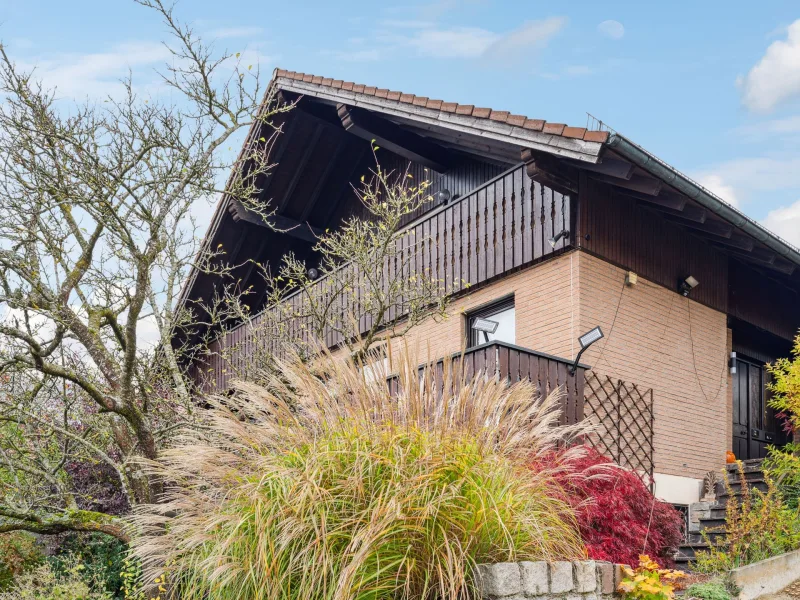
[130,345,592,600]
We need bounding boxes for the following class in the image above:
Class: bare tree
[0,4,455,543]
[0,0,286,539]
[210,155,456,384]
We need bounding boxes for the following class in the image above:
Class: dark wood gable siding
[729,260,800,341]
[577,174,729,312]
[577,174,799,341]
[328,150,509,228]
[192,163,573,394]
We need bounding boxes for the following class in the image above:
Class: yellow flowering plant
[618,555,686,600]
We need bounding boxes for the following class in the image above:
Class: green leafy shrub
[0,533,42,590]
[131,348,591,600]
[0,557,112,600]
[764,443,800,509]
[685,580,732,600]
[617,555,685,600]
[767,332,800,433]
[49,533,128,598]
[693,462,800,573]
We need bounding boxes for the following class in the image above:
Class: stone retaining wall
[476,560,625,600]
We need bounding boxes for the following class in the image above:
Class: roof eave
[275,76,605,164]
[607,133,800,268]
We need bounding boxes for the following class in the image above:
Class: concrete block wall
[475,560,624,600]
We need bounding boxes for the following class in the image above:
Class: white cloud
[761,200,800,248]
[20,41,171,100]
[405,26,500,58]
[739,19,800,112]
[483,17,568,61]
[695,173,740,208]
[598,20,625,40]
[322,48,381,62]
[564,65,593,76]
[209,26,264,39]
[734,115,800,140]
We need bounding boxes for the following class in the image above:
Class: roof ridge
[271,68,609,144]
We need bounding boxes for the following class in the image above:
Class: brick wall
[577,252,729,479]
[364,249,730,481]
[392,252,580,362]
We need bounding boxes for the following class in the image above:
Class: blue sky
[2,0,800,246]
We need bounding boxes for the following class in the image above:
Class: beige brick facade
[576,252,729,479]
[391,249,731,482]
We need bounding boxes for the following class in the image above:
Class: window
[466,297,515,347]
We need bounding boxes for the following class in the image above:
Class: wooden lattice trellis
[583,372,655,488]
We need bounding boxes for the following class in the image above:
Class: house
[177,68,800,511]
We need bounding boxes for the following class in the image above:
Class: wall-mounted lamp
[307,267,321,281]
[471,317,499,344]
[548,229,570,249]
[435,188,452,205]
[679,275,700,297]
[729,351,737,375]
[569,326,604,375]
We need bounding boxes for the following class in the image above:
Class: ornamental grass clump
[130,346,590,600]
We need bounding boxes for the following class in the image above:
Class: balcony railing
[191,163,572,395]
[387,341,588,426]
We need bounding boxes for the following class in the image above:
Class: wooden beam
[641,202,705,222]
[596,173,663,196]
[521,148,578,194]
[277,124,324,212]
[227,198,322,242]
[662,215,734,238]
[706,232,755,252]
[317,142,369,226]
[255,109,298,200]
[620,189,686,211]
[298,136,346,222]
[724,248,795,275]
[337,104,455,173]
[566,156,635,180]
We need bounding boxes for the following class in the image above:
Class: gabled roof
[272,69,607,164]
[274,69,611,145]
[177,68,800,327]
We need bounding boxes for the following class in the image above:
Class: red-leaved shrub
[533,446,684,567]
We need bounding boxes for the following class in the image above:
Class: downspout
[606,133,800,267]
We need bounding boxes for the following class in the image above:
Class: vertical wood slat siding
[579,176,728,312]
[387,342,586,426]
[199,165,572,394]
[380,154,508,228]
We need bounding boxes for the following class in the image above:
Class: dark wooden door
[732,357,782,460]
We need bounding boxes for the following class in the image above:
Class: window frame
[465,295,515,348]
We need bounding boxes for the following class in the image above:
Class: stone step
[675,541,711,563]
[725,459,764,473]
[709,507,727,519]
[686,530,725,545]
[697,518,726,532]
[717,479,768,498]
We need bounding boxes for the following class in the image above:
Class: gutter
[606,133,800,267]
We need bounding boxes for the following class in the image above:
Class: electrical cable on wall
[686,297,728,405]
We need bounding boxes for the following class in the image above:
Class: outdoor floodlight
[679,275,700,297]
[569,326,604,375]
[548,229,570,249]
[471,317,499,344]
